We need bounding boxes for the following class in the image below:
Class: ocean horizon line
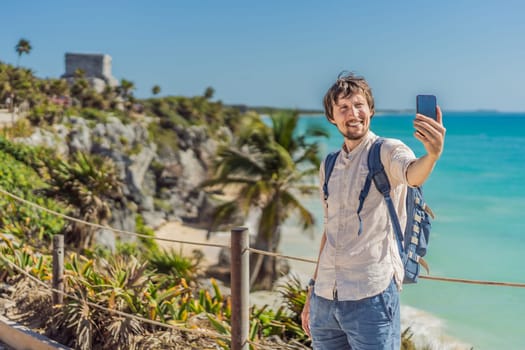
[299,109,525,116]
[229,104,525,116]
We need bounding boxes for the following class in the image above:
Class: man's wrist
[307,278,315,291]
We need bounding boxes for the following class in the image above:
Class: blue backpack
[323,138,434,283]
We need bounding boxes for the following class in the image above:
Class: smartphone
[416,95,437,120]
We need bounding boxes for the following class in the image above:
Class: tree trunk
[249,226,282,290]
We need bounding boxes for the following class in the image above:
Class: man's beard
[338,126,368,141]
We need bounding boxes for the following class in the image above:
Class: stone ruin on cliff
[61,53,119,93]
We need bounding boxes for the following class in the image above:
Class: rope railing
[248,245,525,288]
[418,275,525,288]
[247,247,317,264]
[2,185,525,289]
[0,187,229,250]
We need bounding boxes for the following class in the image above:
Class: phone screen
[416,95,437,120]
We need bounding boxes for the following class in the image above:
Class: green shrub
[115,241,142,258]
[0,145,66,243]
[80,107,108,122]
[5,117,33,138]
[147,123,179,157]
[27,102,63,126]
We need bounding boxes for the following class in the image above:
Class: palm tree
[15,38,32,67]
[152,85,161,96]
[119,79,135,111]
[203,86,215,100]
[119,79,135,99]
[203,111,328,289]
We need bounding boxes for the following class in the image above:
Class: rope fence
[1,186,525,288]
[418,275,525,288]
[0,187,229,250]
[248,246,525,288]
[247,247,317,264]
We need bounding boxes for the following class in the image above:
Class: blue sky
[2,0,525,111]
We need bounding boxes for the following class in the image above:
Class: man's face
[330,93,372,141]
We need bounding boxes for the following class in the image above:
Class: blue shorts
[309,279,400,350]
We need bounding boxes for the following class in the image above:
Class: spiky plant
[50,254,150,349]
[53,294,95,350]
[148,248,203,284]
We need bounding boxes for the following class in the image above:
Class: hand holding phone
[416,95,437,120]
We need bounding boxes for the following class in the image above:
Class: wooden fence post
[52,234,64,305]
[230,227,249,350]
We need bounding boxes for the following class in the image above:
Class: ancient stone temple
[62,53,119,92]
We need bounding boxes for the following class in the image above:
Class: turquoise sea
[280,112,525,350]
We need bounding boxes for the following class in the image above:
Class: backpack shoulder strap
[355,139,383,235]
[366,138,406,256]
[357,139,383,214]
[368,138,389,194]
[323,150,340,201]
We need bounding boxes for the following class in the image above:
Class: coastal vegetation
[0,53,317,349]
[0,39,420,349]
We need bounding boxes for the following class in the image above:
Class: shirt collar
[341,131,376,158]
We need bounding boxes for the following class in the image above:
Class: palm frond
[280,191,316,230]
[206,200,242,235]
[268,142,296,174]
[213,146,266,179]
[200,176,257,190]
[270,111,299,151]
[304,125,330,138]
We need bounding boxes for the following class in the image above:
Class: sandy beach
[154,221,230,269]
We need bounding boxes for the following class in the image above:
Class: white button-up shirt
[315,131,416,301]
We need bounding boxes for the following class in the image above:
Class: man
[301,72,446,349]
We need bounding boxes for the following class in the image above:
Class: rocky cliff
[15,112,227,250]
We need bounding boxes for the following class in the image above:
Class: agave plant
[51,293,96,350]
[0,237,53,282]
[51,254,149,349]
[148,248,203,284]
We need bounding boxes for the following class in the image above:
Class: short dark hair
[323,72,375,122]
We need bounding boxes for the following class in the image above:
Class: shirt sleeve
[380,138,416,187]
